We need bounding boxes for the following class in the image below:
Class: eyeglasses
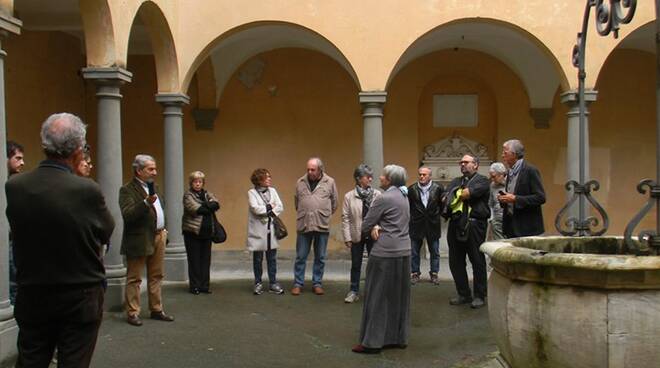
[458,160,474,165]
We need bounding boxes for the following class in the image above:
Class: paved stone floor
[4,251,498,367]
[89,280,496,368]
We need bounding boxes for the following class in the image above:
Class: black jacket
[6,160,115,286]
[502,160,546,238]
[444,172,491,221]
[408,181,444,240]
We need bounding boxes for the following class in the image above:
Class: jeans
[410,237,440,275]
[293,232,329,287]
[253,249,278,284]
[349,240,373,292]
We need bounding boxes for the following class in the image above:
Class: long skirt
[359,255,411,348]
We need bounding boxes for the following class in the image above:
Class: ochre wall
[4,31,87,170]
[592,49,657,234]
[184,48,362,252]
[386,49,567,234]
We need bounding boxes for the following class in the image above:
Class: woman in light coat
[182,171,220,294]
[341,164,381,303]
[247,168,284,295]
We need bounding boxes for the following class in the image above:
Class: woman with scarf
[182,171,220,294]
[247,168,285,295]
[341,164,381,303]
[353,164,411,354]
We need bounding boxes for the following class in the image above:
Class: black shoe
[352,344,381,354]
[190,288,200,295]
[471,297,486,309]
[449,296,473,306]
[127,315,143,327]
[150,311,175,322]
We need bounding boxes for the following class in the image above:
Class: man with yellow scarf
[443,154,490,309]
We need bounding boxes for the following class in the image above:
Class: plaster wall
[80,0,657,92]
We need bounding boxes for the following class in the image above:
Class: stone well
[481,236,660,368]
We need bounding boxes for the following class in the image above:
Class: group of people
[4,110,548,365]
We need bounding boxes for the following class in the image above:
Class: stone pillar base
[103,276,126,312]
[164,246,188,281]
[0,318,17,363]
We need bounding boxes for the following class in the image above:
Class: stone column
[82,67,132,311]
[156,93,190,281]
[0,13,21,361]
[560,90,598,217]
[359,92,387,187]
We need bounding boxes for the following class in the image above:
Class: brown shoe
[313,286,325,295]
[150,311,175,322]
[291,286,302,296]
[127,315,142,327]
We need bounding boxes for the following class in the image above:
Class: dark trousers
[350,240,372,292]
[183,233,212,291]
[253,249,278,284]
[447,218,488,299]
[15,283,104,368]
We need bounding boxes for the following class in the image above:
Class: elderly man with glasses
[443,154,490,309]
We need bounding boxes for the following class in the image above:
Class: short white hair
[132,154,156,173]
[40,113,87,158]
[489,162,507,175]
[383,164,407,187]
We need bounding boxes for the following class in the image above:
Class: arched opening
[591,21,657,234]
[182,23,362,252]
[385,19,570,238]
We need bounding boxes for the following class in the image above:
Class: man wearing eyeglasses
[443,154,490,309]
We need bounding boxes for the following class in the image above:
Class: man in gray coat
[291,157,338,296]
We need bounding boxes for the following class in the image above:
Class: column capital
[0,13,21,36]
[560,89,598,106]
[358,91,387,105]
[155,93,190,106]
[82,67,133,84]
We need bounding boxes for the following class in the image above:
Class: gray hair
[132,154,156,173]
[353,164,374,183]
[40,113,87,158]
[382,164,407,187]
[504,139,525,159]
[308,157,324,173]
[489,162,507,175]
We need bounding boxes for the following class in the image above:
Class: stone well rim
[480,236,660,289]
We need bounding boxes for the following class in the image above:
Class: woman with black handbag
[182,171,220,295]
[247,168,285,295]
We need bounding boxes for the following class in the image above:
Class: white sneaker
[253,282,264,295]
[344,291,359,303]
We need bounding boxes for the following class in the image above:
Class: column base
[164,245,188,282]
[0,314,17,364]
[103,276,126,312]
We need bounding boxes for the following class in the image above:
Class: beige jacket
[182,189,219,235]
[295,173,338,233]
[341,188,381,243]
[246,187,284,251]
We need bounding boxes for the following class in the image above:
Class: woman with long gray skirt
[352,164,411,354]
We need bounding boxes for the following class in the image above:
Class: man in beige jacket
[291,157,338,296]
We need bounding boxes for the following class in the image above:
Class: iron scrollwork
[624,180,660,255]
[555,180,609,236]
[556,0,637,237]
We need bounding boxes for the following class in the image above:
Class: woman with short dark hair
[353,164,411,354]
[247,168,284,295]
[341,164,380,303]
[182,171,220,294]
